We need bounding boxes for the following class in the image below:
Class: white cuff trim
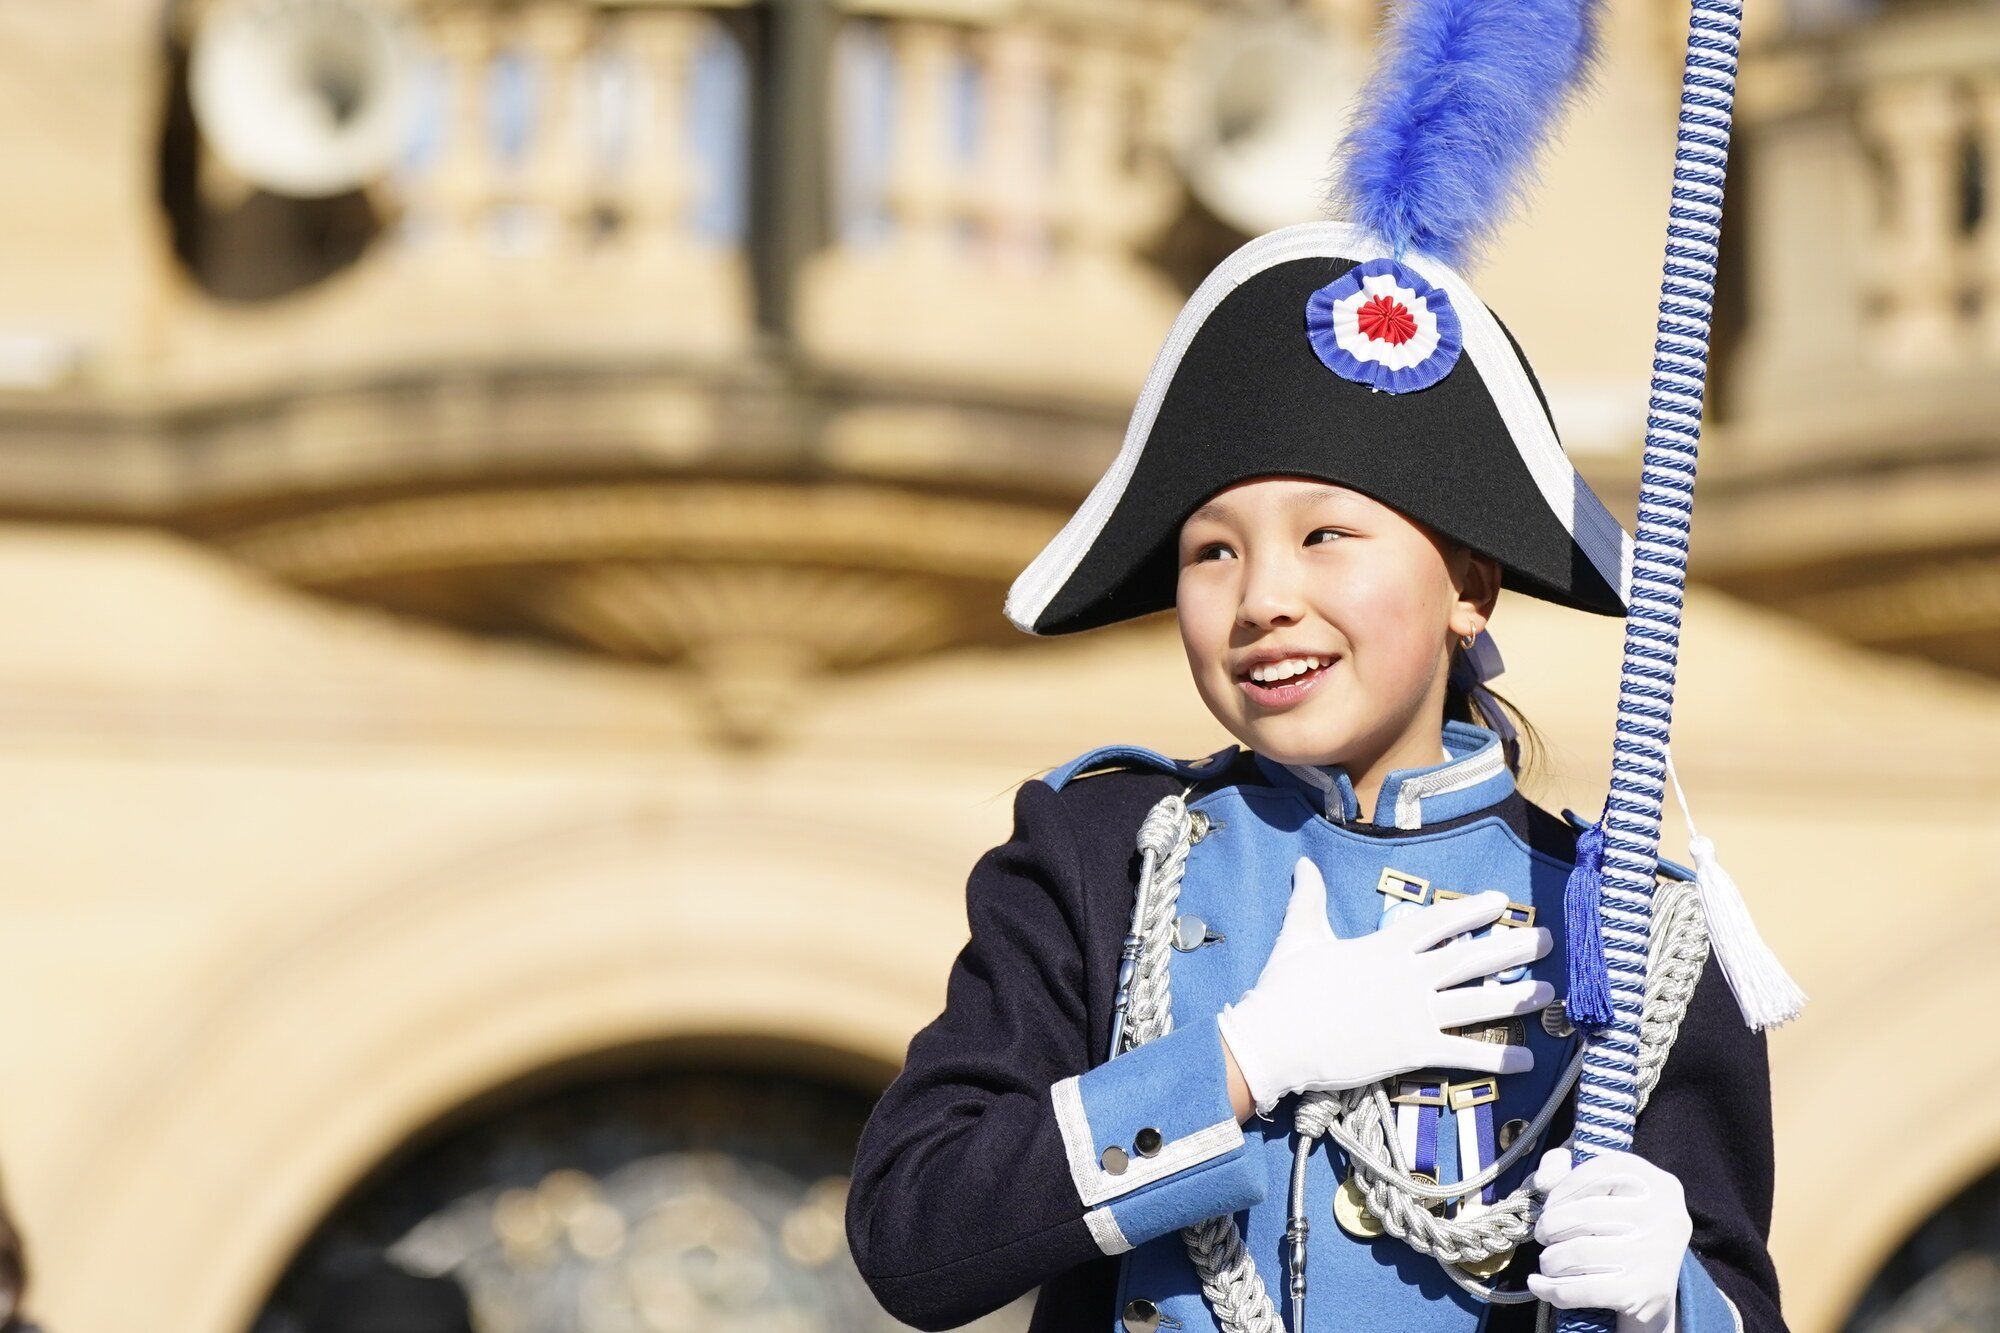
[1051,1074,1244,1206]
[1084,1206,1132,1255]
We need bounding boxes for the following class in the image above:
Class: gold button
[1100,1145,1129,1175]
[1332,1174,1385,1239]
[1133,1127,1163,1157]
[1457,1246,1516,1279]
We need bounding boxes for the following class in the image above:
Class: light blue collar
[1249,719,1514,829]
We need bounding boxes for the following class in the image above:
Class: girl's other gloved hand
[1215,856,1553,1116]
[1527,1147,1692,1333]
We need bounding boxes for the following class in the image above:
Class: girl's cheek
[1338,583,1444,674]
[1178,579,1230,644]
[1177,589,1229,675]
[1331,582,1407,644]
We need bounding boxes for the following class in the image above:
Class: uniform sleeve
[1676,1250,1748,1333]
[845,777,1265,1330]
[1052,1008,1264,1252]
[1633,953,1789,1333]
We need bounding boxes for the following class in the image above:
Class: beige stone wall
[0,1,166,393]
[1,1,1997,1330]
[5,522,1999,1330]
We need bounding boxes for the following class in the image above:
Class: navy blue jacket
[846,749,1785,1331]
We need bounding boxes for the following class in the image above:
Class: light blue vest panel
[1049,727,1741,1332]
[1113,779,1576,1331]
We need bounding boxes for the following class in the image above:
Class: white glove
[1528,1147,1692,1333]
[1215,856,1553,1115]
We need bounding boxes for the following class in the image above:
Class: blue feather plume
[1333,0,1605,269]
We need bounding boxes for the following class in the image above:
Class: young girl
[842,219,1786,1333]
[848,7,1787,1331]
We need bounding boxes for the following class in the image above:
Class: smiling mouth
[1236,656,1337,708]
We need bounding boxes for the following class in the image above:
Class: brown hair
[1444,673,1543,783]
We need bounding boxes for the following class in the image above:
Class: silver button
[1541,1001,1574,1037]
[1100,1145,1129,1175]
[1499,1117,1531,1151]
[1134,1126,1163,1157]
[1123,1298,1180,1332]
[1172,914,1225,952]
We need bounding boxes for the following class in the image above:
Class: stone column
[618,6,702,256]
[1859,76,1971,366]
[519,1,597,250]
[885,21,957,263]
[426,4,501,257]
[971,23,1052,271]
[1969,74,2000,359]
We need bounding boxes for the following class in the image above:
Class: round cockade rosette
[1304,255,1463,394]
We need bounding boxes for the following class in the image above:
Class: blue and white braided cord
[1558,3,1744,1332]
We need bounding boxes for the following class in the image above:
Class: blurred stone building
[0,0,1997,1330]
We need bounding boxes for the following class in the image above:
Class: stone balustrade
[1728,6,2000,439]
[1855,63,2000,366]
[1698,3,2000,676]
[158,0,758,396]
[156,0,1210,409]
[803,2,1200,403]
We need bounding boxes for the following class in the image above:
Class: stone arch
[1775,894,2000,1330]
[33,798,971,1333]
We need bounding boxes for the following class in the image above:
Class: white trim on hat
[1400,242,1634,616]
[1003,222,1635,634]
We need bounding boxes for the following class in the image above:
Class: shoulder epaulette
[1038,743,1239,793]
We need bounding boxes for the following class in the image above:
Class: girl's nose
[1237,554,1307,629]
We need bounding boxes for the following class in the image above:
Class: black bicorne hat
[1005,224,1632,636]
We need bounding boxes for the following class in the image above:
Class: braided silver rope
[1118,794,1710,1328]
[1126,796,1287,1333]
[1128,799,1194,1048]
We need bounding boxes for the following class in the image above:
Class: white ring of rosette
[1328,270,1444,371]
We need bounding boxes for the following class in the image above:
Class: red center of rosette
[1356,294,1418,345]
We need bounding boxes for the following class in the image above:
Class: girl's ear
[1451,550,1503,636]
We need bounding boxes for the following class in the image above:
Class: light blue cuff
[1052,1012,1265,1251]
[1675,1251,1745,1333]
[1098,1138,1267,1250]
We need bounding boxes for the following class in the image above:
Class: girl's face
[1175,476,1499,768]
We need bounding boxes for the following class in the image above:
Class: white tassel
[1665,746,1807,1031]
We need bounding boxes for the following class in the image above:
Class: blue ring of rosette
[1303,256,1463,394]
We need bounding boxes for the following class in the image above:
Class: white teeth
[1249,655,1324,683]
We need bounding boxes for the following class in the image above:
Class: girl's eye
[1193,542,1235,562]
[1306,528,1344,546]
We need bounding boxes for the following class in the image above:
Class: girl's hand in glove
[1215,856,1553,1117]
[1527,1147,1692,1333]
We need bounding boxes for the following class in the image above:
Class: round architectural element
[249,1066,1032,1331]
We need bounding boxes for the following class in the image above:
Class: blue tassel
[1562,817,1614,1028]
